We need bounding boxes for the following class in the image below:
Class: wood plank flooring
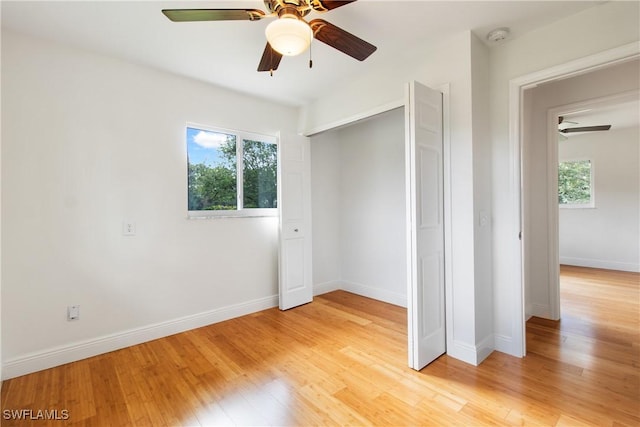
[1,266,638,426]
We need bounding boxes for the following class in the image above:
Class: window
[187,124,277,217]
[558,159,594,208]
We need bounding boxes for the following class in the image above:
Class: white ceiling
[2,0,603,106]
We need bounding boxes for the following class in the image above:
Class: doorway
[308,82,449,370]
[521,63,639,328]
[551,94,639,319]
[309,107,408,308]
[512,47,640,356]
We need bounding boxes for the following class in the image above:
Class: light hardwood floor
[1,266,638,426]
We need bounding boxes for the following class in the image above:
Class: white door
[278,132,313,310]
[405,81,446,370]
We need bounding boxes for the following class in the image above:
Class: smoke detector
[486,27,510,43]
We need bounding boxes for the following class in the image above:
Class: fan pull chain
[309,39,313,69]
[270,69,274,77]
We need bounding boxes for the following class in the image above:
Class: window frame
[558,158,595,209]
[186,122,278,219]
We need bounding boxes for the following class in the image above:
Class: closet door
[278,132,313,310]
[405,81,445,370]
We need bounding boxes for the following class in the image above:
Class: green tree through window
[187,140,237,210]
[243,140,278,209]
[558,160,592,205]
[187,126,277,214]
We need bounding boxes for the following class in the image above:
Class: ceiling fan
[558,116,612,134]
[162,0,377,75]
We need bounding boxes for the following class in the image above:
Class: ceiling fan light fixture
[265,16,312,56]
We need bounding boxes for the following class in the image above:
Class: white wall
[470,34,493,354]
[489,0,640,356]
[523,60,639,317]
[340,109,407,305]
[1,30,300,378]
[311,108,407,306]
[310,131,341,289]
[559,127,640,272]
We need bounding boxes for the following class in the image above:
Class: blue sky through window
[187,127,233,166]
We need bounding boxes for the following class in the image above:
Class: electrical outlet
[122,220,136,236]
[67,305,80,321]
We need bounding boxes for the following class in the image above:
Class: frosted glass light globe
[265,17,312,56]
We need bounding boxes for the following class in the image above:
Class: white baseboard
[2,295,278,380]
[560,257,640,273]
[313,280,342,296]
[446,340,478,365]
[341,280,407,308]
[476,335,495,364]
[530,303,551,319]
[493,334,516,356]
[525,302,533,320]
[446,335,494,366]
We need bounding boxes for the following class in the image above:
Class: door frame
[545,89,640,320]
[302,83,452,365]
[508,41,639,357]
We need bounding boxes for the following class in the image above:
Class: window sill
[559,204,595,209]
[187,209,278,219]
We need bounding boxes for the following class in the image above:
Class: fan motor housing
[265,0,313,17]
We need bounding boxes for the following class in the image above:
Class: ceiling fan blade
[258,43,283,73]
[311,0,357,12]
[559,125,612,133]
[309,19,376,61]
[558,116,578,125]
[162,9,266,22]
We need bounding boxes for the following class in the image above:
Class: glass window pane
[558,160,591,205]
[243,140,278,209]
[187,127,237,211]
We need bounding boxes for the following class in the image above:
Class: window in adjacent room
[187,124,278,217]
[558,159,594,208]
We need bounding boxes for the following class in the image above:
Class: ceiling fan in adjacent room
[558,115,612,139]
[162,0,377,75]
